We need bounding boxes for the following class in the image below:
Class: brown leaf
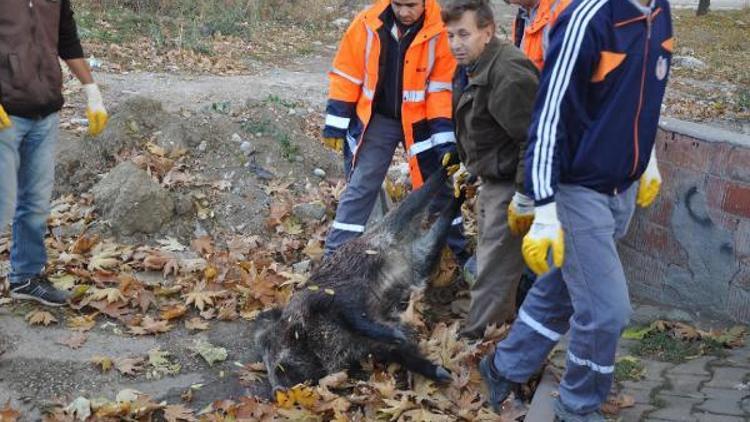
[25,310,58,326]
[129,316,172,335]
[238,362,267,384]
[137,290,158,313]
[184,284,219,311]
[191,236,214,255]
[163,404,196,422]
[0,400,21,422]
[67,314,97,332]
[673,322,700,341]
[114,357,145,376]
[185,317,209,331]
[71,234,100,254]
[56,332,88,349]
[160,304,187,321]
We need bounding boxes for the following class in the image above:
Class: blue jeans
[0,113,59,284]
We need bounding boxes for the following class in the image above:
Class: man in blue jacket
[477,0,671,419]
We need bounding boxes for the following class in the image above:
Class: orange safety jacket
[322,0,456,188]
[512,0,571,70]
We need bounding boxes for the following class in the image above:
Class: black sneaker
[479,355,520,412]
[10,277,68,307]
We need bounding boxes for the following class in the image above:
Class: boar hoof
[435,366,453,383]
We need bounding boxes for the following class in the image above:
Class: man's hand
[83,84,108,137]
[637,148,662,208]
[0,105,11,130]
[322,136,344,153]
[441,151,461,176]
[508,192,535,236]
[522,202,564,275]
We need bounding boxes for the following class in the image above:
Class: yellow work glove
[0,104,12,130]
[441,151,461,176]
[83,83,108,137]
[508,191,535,236]
[637,147,662,208]
[452,167,477,199]
[522,202,564,275]
[322,136,344,153]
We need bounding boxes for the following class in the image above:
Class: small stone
[673,55,707,69]
[288,108,296,116]
[255,132,262,138]
[314,168,326,178]
[198,141,208,152]
[240,141,255,155]
[293,201,327,221]
[293,260,311,274]
[231,133,243,143]
[332,18,350,29]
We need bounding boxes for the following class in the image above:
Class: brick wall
[620,118,750,323]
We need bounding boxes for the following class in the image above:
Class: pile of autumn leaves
[0,176,522,421]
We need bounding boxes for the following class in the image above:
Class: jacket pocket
[7,53,26,90]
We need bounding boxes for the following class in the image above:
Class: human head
[442,0,496,65]
[391,0,426,26]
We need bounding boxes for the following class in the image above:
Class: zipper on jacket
[630,15,652,177]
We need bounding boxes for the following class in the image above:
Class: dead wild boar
[255,169,463,392]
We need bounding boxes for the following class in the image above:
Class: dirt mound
[55,95,341,244]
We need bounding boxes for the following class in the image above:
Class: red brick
[637,221,687,265]
[660,133,715,172]
[707,143,735,177]
[705,176,729,212]
[725,147,750,184]
[723,182,750,218]
[646,198,674,227]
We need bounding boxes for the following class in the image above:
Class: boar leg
[339,307,408,344]
[385,346,453,383]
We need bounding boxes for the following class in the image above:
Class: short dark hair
[441,0,496,29]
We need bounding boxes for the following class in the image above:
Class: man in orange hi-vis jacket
[510,0,571,71]
[322,0,470,265]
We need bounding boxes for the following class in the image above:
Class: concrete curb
[659,117,750,147]
[526,366,558,421]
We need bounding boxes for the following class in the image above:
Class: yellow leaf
[88,287,126,304]
[25,309,58,326]
[67,314,97,332]
[275,384,318,409]
[91,355,113,372]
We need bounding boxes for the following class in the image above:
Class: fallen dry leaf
[163,404,197,422]
[115,357,146,376]
[56,332,88,349]
[25,309,58,326]
[91,355,113,372]
[160,304,187,321]
[0,400,21,422]
[185,317,209,331]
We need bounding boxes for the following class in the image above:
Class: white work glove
[83,83,108,137]
[522,202,564,275]
[637,147,662,208]
[508,191,535,236]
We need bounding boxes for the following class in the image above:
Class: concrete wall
[620,118,750,323]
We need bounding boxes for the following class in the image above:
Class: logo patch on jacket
[655,56,669,81]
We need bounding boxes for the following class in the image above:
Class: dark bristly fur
[255,169,463,392]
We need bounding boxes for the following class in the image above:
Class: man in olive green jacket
[442,0,539,338]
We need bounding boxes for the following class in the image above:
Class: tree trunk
[697,0,710,16]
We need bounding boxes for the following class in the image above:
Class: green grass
[630,332,726,363]
[614,356,647,382]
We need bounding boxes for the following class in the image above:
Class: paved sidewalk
[528,303,750,421]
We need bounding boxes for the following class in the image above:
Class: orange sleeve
[328,18,367,103]
[425,32,456,122]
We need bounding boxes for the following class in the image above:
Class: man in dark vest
[1,0,109,306]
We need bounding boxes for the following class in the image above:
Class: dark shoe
[10,277,68,307]
[479,355,519,412]
[553,398,605,422]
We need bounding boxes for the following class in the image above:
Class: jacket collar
[463,37,504,88]
[363,0,444,44]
